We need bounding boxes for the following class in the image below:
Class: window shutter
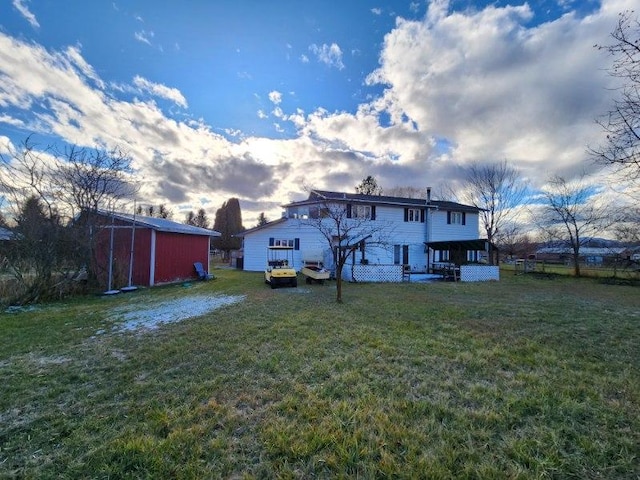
[294,238,300,250]
[447,211,451,224]
[462,212,466,225]
[404,208,408,222]
[346,204,352,218]
[371,205,376,220]
[269,237,274,246]
[420,209,425,223]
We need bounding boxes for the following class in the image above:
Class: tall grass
[1,270,638,478]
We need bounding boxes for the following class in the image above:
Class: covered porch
[425,239,500,282]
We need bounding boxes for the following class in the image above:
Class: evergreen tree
[194,208,210,229]
[137,204,173,219]
[356,176,383,195]
[257,212,269,227]
[212,198,244,258]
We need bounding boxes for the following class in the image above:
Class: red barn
[94,211,220,288]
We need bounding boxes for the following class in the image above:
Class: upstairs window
[353,205,371,219]
[309,206,329,219]
[347,204,376,220]
[447,211,466,225]
[404,208,425,223]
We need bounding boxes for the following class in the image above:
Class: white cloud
[12,0,39,29]
[0,114,25,127]
[300,54,310,63]
[268,90,282,105]
[371,8,382,15]
[224,128,242,137]
[64,45,105,89]
[133,76,188,108]
[134,30,154,45]
[360,0,629,182]
[309,43,345,70]
[0,0,638,225]
[0,136,15,155]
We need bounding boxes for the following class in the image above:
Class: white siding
[375,205,429,270]
[242,201,483,277]
[429,210,479,242]
[242,220,327,272]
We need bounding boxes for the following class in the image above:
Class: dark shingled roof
[283,189,482,212]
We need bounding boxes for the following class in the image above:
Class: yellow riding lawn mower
[264,246,298,288]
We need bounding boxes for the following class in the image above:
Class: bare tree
[538,175,615,276]
[496,223,536,261]
[5,195,66,304]
[52,144,135,217]
[459,160,529,264]
[302,191,393,303]
[592,10,640,179]
[614,205,640,243]
[383,186,428,199]
[0,137,136,303]
[51,144,136,287]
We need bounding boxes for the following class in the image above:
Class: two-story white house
[238,189,496,282]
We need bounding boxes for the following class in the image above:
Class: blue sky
[0,0,633,225]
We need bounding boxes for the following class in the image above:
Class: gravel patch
[107,294,244,333]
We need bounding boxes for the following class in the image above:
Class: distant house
[237,189,498,282]
[0,227,16,265]
[535,244,627,266]
[93,211,220,287]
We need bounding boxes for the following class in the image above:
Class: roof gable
[235,218,287,237]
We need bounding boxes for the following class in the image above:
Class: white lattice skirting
[350,264,404,283]
[460,265,500,282]
[348,264,500,283]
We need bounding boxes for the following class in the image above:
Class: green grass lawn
[1,270,638,479]
[501,261,640,280]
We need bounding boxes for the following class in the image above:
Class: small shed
[94,211,220,288]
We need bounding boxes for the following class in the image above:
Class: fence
[508,260,640,279]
